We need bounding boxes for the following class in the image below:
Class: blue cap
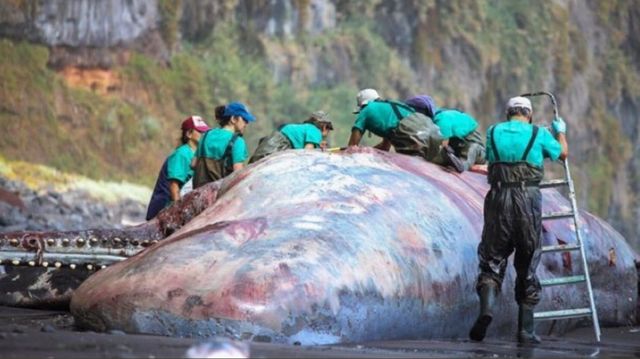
[405,95,437,118]
[223,102,256,123]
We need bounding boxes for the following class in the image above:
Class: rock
[0,175,148,233]
[0,187,25,209]
[41,324,56,333]
[0,203,26,226]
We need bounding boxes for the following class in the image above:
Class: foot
[469,314,493,341]
[517,330,541,345]
[443,147,465,173]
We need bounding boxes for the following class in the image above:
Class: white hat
[506,96,532,111]
[354,88,381,113]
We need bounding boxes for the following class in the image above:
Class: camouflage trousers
[449,130,487,170]
[249,131,292,164]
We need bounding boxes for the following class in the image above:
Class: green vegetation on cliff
[0,27,379,185]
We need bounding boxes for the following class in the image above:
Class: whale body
[69,148,638,344]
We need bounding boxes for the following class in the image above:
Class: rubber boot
[517,305,541,344]
[442,146,465,173]
[469,285,496,341]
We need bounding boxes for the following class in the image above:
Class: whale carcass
[68,148,637,344]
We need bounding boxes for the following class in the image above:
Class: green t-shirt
[433,109,478,139]
[166,144,195,184]
[352,101,414,138]
[280,123,322,149]
[486,119,561,167]
[196,128,248,164]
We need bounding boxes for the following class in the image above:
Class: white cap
[506,96,532,111]
[354,88,381,113]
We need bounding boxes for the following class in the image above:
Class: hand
[552,117,566,135]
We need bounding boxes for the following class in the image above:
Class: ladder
[521,92,601,342]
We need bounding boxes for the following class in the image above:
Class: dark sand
[0,306,638,358]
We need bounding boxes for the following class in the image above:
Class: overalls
[476,125,543,307]
[192,131,239,188]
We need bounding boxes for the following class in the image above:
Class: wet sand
[0,306,638,358]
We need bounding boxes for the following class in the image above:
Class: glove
[551,117,566,135]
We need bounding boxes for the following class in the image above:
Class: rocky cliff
[0,0,638,250]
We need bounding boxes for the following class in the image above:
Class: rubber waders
[517,305,541,344]
[469,285,497,341]
[443,145,465,173]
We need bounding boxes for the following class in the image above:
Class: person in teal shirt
[249,111,334,163]
[192,102,255,188]
[406,95,486,172]
[146,115,210,220]
[347,89,463,171]
[469,96,568,345]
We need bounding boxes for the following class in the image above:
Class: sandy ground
[0,306,638,358]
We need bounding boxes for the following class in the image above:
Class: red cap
[181,116,210,132]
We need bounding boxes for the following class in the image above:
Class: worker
[248,111,334,163]
[347,88,464,171]
[192,102,255,188]
[469,96,568,344]
[145,116,210,220]
[405,95,486,172]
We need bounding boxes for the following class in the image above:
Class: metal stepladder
[521,91,601,342]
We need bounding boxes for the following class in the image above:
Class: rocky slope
[0,158,148,233]
[0,176,146,233]
[0,0,638,250]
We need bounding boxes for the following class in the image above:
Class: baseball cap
[506,96,532,111]
[181,115,210,132]
[223,102,256,123]
[306,110,334,130]
[353,88,381,114]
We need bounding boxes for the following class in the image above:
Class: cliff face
[0,0,167,68]
[0,0,639,250]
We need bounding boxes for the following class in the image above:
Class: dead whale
[69,148,637,344]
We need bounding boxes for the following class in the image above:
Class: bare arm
[373,138,392,151]
[556,133,569,160]
[348,129,363,147]
[233,163,244,172]
[169,180,181,202]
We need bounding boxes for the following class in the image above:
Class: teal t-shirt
[486,119,561,167]
[166,144,195,184]
[433,109,478,139]
[353,101,414,138]
[280,123,322,149]
[196,128,248,164]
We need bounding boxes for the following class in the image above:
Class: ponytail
[178,129,191,147]
[215,105,231,127]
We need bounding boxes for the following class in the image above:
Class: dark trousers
[449,130,487,170]
[476,186,543,307]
